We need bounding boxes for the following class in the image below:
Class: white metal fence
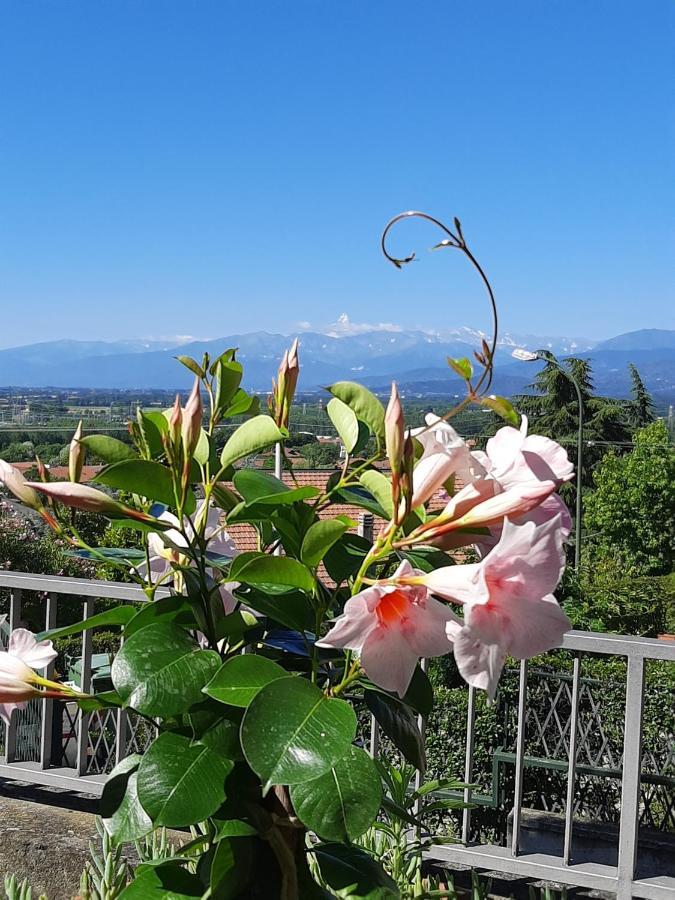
[1,571,674,898]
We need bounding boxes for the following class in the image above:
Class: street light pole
[512,349,584,570]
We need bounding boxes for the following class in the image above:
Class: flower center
[376,588,411,626]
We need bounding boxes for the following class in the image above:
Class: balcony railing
[1,570,674,899]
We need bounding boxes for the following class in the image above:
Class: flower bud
[169,394,183,447]
[385,382,405,474]
[26,481,156,523]
[0,460,42,510]
[69,420,85,483]
[181,378,203,455]
[272,340,300,430]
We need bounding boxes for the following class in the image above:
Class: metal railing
[0,571,165,795]
[413,633,675,900]
[2,571,674,898]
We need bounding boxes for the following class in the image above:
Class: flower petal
[8,629,57,670]
[360,626,420,697]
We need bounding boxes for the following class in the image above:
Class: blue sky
[0,0,672,348]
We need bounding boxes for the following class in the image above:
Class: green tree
[515,354,631,488]
[301,442,341,468]
[583,421,674,576]
[627,363,655,429]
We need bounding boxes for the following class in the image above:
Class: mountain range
[0,321,673,402]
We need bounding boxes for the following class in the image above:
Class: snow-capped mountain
[0,325,672,400]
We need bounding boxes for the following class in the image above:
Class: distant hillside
[0,327,672,401]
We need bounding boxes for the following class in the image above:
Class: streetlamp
[512,348,583,570]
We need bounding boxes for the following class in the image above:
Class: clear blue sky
[0,0,672,348]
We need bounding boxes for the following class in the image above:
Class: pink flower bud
[181,378,203,455]
[169,394,183,446]
[26,481,155,523]
[0,460,42,510]
[385,382,405,474]
[69,420,85,483]
[272,340,300,430]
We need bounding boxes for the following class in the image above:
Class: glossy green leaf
[241,676,356,792]
[229,552,315,592]
[193,428,210,466]
[112,623,221,717]
[210,834,253,898]
[118,860,203,898]
[480,394,520,426]
[78,435,138,464]
[364,689,425,771]
[136,412,167,460]
[213,819,257,840]
[328,381,385,440]
[290,745,381,841]
[237,587,314,632]
[214,359,244,414]
[359,469,394,519]
[204,655,288,707]
[101,755,152,845]
[124,595,195,638]
[300,518,350,568]
[220,415,284,470]
[94,460,176,507]
[39,605,135,642]
[233,469,319,507]
[312,843,400,899]
[447,356,473,381]
[137,731,233,827]
[326,397,360,452]
[323,532,372,584]
[334,486,389,521]
[175,355,205,378]
[223,388,260,418]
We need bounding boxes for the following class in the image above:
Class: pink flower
[0,629,58,725]
[136,501,239,613]
[473,415,573,490]
[415,516,571,699]
[316,560,456,697]
[410,414,486,509]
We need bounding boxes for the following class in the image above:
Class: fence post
[5,588,22,763]
[616,656,645,900]
[76,598,94,776]
[510,659,528,856]
[562,655,581,864]
[39,593,57,769]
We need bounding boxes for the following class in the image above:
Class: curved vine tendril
[381,210,499,401]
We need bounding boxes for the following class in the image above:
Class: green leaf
[137,731,233,827]
[359,470,394,519]
[233,469,319,507]
[39,605,135,642]
[101,755,153,845]
[210,834,253,898]
[79,435,138,464]
[204,655,288,708]
[323,532,372,584]
[124,595,195,638]
[112,623,221,718]
[220,415,284,470]
[241,676,356,792]
[77,691,123,713]
[300,519,350,568]
[215,359,244,415]
[237,587,314,632]
[399,546,456,573]
[193,428,210,466]
[229,552,315,592]
[213,819,257,840]
[326,397,360,453]
[137,412,167,460]
[118,860,203,898]
[364,689,425,771]
[312,843,400,899]
[334,486,389,520]
[447,356,473,381]
[290,745,381,841]
[175,355,205,378]
[94,460,176,507]
[223,388,260,419]
[480,394,520,426]
[328,381,385,441]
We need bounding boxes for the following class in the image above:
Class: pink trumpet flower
[0,459,43,511]
[0,628,58,725]
[410,414,485,509]
[415,516,571,699]
[316,560,456,697]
